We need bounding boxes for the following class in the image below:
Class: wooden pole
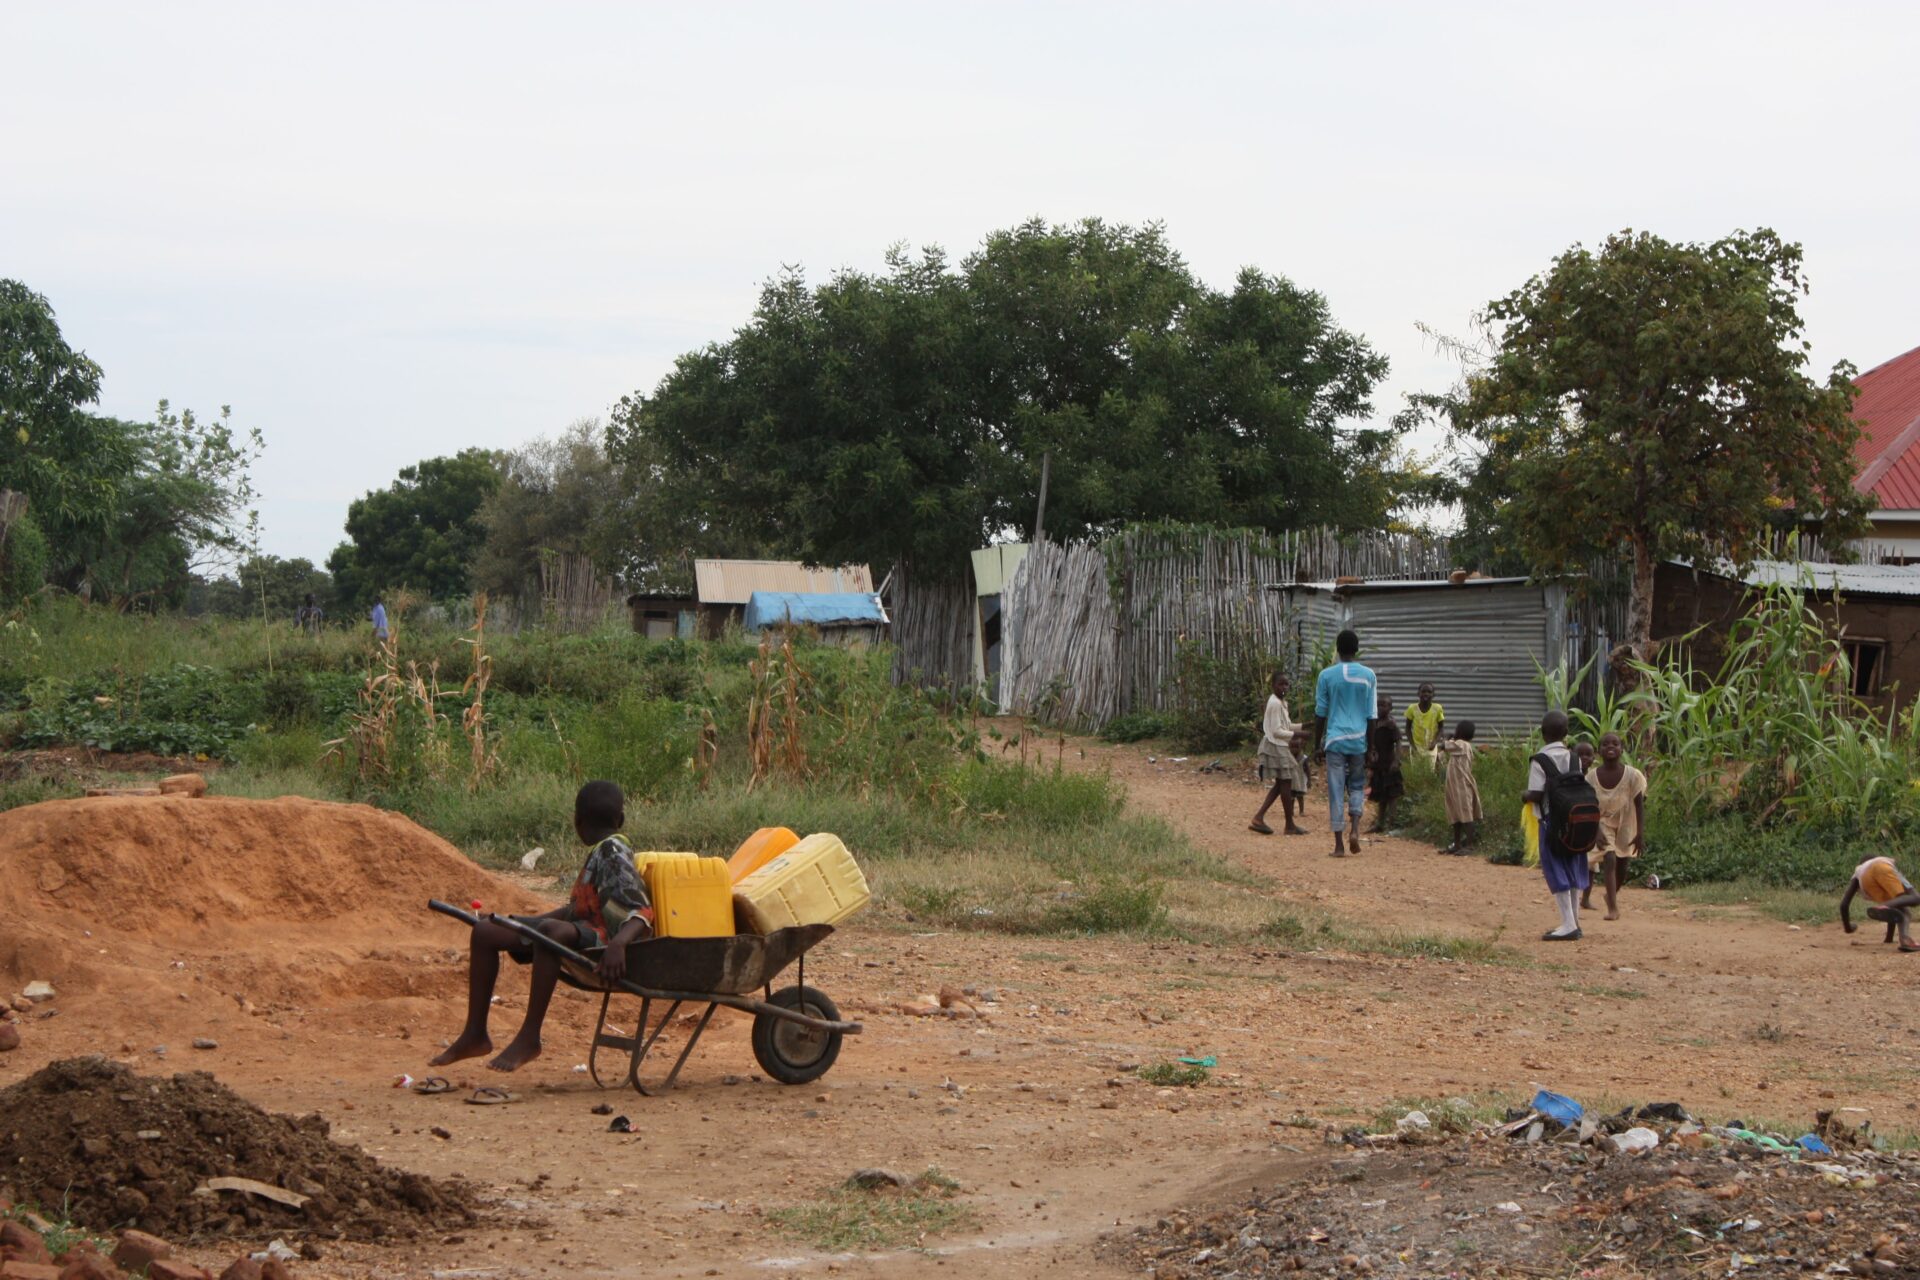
[1033,451,1051,545]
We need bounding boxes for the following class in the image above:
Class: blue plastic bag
[1530,1088,1583,1127]
[1795,1133,1832,1155]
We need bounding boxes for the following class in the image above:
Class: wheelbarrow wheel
[751,984,843,1085]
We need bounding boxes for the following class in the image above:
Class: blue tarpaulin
[742,591,888,632]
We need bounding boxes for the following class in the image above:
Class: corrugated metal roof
[1277,580,1558,735]
[1681,557,1920,599]
[692,560,874,605]
[1851,344,1920,510]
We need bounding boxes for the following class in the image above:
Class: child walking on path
[1841,857,1920,952]
[1314,629,1377,858]
[1250,672,1309,836]
[1367,694,1404,834]
[1437,721,1482,854]
[1580,731,1646,921]
[1524,710,1599,941]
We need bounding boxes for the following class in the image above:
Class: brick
[0,1226,48,1266]
[109,1232,170,1272]
[1,1261,64,1280]
[147,1263,211,1280]
[213,1263,262,1280]
[0,1022,20,1052]
[55,1254,122,1280]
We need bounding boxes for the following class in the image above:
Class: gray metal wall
[1281,585,1559,738]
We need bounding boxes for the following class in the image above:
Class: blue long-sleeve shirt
[1314,660,1377,755]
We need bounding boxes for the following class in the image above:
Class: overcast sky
[8,2,1917,565]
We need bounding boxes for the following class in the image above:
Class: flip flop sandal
[410,1076,453,1095]
[467,1086,516,1105]
[1248,822,1275,835]
[1901,941,1920,954]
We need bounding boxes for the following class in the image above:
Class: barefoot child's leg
[487,919,580,1072]
[1604,853,1622,920]
[432,918,523,1066]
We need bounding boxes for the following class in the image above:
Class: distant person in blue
[1313,628,1377,859]
[370,595,390,644]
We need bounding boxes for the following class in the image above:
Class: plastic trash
[1530,1088,1583,1127]
[1795,1133,1833,1155]
[1178,1055,1217,1068]
[1611,1127,1660,1153]
[1397,1110,1432,1132]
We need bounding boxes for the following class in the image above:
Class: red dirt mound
[0,795,541,1002]
[0,1056,481,1241]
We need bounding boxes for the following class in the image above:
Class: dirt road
[3,751,1911,1278]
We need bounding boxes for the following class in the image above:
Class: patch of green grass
[1138,1061,1210,1087]
[3,1200,110,1259]
[1369,1094,1513,1134]
[1257,908,1519,966]
[1674,878,1836,925]
[766,1173,974,1252]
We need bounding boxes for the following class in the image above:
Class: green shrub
[1138,1061,1209,1087]
[0,514,49,602]
[1042,880,1168,935]
[1099,710,1173,743]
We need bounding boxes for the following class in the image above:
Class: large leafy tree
[609,219,1397,578]
[0,280,123,550]
[328,448,501,607]
[474,420,627,607]
[1443,228,1868,660]
[53,404,264,607]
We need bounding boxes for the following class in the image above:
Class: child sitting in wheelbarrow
[432,780,653,1072]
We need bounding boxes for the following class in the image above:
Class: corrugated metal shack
[1271,578,1569,735]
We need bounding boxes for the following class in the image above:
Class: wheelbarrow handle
[429,898,639,993]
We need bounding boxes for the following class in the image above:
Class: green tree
[53,404,264,608]
[610,219,1397,579]
[0,280,127,539]
[328,448,501,607]
[474,421,625,610]
[1440,228,1868,660]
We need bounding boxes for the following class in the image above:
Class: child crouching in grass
[1437,721,1481,854]
[433,780,653,1072]
[1841,856,1920,953]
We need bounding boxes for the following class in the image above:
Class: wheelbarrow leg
[628,998,682,1095]
[653,1002,718,1094]
[587,990,617,1089]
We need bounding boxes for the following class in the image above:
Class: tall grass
[1,596,1255,938]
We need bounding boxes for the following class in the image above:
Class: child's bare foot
[429,1033,493,1067]
[486,1039,541,1072]
[1604,910,1621,921]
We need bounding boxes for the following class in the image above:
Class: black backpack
[1533,750,1601,858]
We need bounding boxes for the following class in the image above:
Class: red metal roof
[1852,344,1920,510]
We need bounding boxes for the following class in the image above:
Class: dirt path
[4,751,1913,1278]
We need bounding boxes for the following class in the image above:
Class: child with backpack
[1524,710,1602,941]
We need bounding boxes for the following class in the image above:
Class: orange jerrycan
[732,833,870,933]
[646,856,736,938]
[728,826,800,883]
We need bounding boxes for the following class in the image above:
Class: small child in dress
[1841,856,1920,952]
[1437,721,1482,854]
[1580,730,1646,920]
[1250,671,1309,836]
[1366,693,1404,835]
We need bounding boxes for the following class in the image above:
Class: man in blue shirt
[370,595,390,643]
[1314,628,1377,858]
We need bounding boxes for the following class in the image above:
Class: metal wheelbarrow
[429,900,862,1094]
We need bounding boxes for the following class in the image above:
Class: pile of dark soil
[1114,1130,1920,1277]
[0,1057,479,1242]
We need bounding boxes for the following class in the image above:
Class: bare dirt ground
[4,744,1915,1279]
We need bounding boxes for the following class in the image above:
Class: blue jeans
[1325,748,1367,825]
